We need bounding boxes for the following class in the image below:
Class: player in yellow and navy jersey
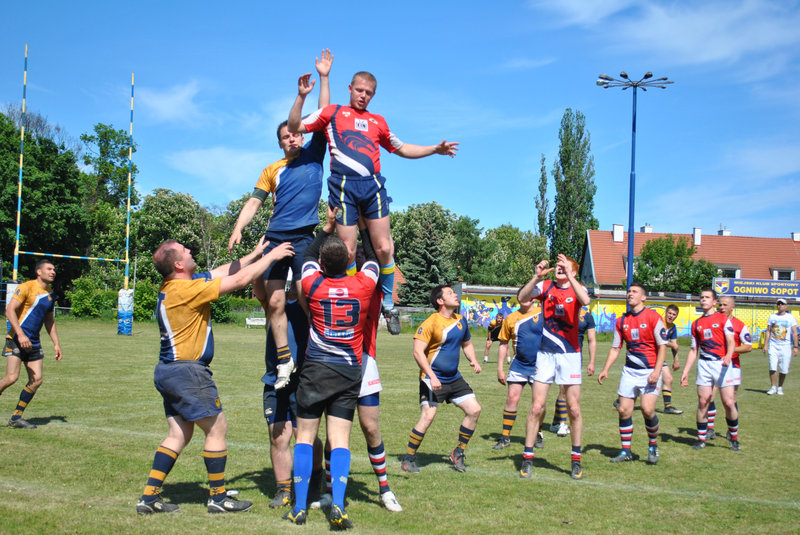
[136,237,293,515]
[492,295,545,478]
[401,285,482,474]
[228,50,332,390]
[2,259,62,429]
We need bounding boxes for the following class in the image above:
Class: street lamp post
[597,72,673,292]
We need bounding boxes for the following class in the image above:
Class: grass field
[0,318,798,534]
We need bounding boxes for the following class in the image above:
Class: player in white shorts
[763,298,798,395]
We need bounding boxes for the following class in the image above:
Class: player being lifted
[288,63,458,334]
[228,50,332,389]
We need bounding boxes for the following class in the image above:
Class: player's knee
[28,377,42,390]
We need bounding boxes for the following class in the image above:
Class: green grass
[1,319,798,534]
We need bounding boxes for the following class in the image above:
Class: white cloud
[498,57,557,72]
[165,146,279,201]
[728,142,800,181]
[528,0,636,27]
[138,81,204,124]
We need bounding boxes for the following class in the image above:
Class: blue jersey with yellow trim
[6,280,55,349]
[499,309,542,376]
[253,132,326,232]
[156,272,221,365]
[578,307,595,351]
[414,312,471,384]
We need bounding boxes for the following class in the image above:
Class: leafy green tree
[632,234,719,294]
[80,123,139,208]
[535,153,549,236]
[547,109,598,261]
[444,215,483,283]
[481,225,549,286]
[393,202,457,306]
[0,113,92,295]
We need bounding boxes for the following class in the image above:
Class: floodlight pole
[596,72,673,292]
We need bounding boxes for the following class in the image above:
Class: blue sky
[2,0,799,240]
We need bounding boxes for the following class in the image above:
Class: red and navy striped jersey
[532,280,586,353]
[302,105,403,177]
[690,312,733,361]
[612,307,667,370]
[301,259,379,366]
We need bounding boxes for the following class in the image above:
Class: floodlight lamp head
[644,72,653,79]
[620,71,629,79]
[598,74,614,81]
[596,80,607,87]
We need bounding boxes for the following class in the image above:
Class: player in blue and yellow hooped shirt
[2,259,62,429]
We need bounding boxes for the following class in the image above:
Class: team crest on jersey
[565,297,574,303]
[631,328,640,340]
[355,118,368,132]
[457,322,463,330]
[328,288,349,298]
[342,111,351,117]
[369,117,378,124]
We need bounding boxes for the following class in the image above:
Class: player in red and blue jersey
[401,285,482,474]
[2,259,62,429]
[712,295,752,450]
[680,289,737,450]
[286,209,378,530]
[313,229,402,513]
[288,64,458,334]
[518,254,591,480]
[598,283,667,464]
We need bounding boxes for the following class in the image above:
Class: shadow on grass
[27,415,68,426]
[162,480,212,505]
[743,387,770,395]
[583,442,623,460]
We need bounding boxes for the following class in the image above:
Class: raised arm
[288,74,314,134]
[394,140,459,159]
[227,197,264,253]
[218,241,294,296]
[209,235,269,280]
[558,254,590,306]
[316,49,332,109]
[518,260,552,302]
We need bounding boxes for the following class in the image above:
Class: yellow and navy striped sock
[204,449,227,500]
[662,389,673,408]
[407,428,425,456]
[457,425,474,451]
[142,446,179,501]
[502,410,517,438]
[10,386,35,420]
[276,345,291,364]
[553,398,568,425]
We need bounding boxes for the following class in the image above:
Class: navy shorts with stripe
[328,174,392,225]
[154,360,222,422]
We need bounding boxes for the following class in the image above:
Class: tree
[0,113,92,296]
[444,215,483,283]
[632,234,719,294]
[392,202,456,306]
[547,109,598,261]
[481,225,549,286]
[535,153,549,236]
[80,123,139,208]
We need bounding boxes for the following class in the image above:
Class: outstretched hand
[297,73,315,96]
[434,139,459,157]
[316,49,333,77]
[535,260,553,279]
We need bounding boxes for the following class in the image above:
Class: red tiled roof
[585,229,800,286]
[392,266,406,304]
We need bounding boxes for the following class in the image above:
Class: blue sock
[330,447,351,509]
[292,443,313,514]
[379,261,395,310]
